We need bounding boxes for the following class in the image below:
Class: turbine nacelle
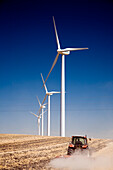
[47,92,53,96]
[38,115,41,119]
[47,91,60,96]
[57,49,70,55]
[41,105,46,109]
[57,47,88,56]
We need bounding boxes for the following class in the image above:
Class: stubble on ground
[0,134,113,169]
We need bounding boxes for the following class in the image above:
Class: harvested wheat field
[0,134,113,170]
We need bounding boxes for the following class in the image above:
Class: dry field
[0,134,113,170]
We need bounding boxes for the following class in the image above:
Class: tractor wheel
[68,148,74,155]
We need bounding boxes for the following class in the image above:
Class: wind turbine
[30,112,41,135]
[41,73,60,136]
[43,17,88,137]
[36,96,47,136]
[30,109,47,136]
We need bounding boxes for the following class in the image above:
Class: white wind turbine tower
[43,17,88,137]
[36,96,47,136]
[41,73,60,136]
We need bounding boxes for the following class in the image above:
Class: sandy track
[0,134,113,169]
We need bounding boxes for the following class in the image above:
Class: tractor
[67,135,90,155]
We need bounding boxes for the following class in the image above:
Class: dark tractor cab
[67,136,89,155]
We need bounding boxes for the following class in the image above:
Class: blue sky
[0,0,113,139]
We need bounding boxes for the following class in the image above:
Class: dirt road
[0,134,113,169]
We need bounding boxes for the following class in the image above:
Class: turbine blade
[53,16,60,49]
[36,96,41,107]
[42,53,59,87]
[61,47,89,52]
[43,109,47,114]
[43,103,48,106]
[30,112,38,118]
[50,91,61,94]
[37,107,42,115]
[41,94,47,106]
[41,73,48,93]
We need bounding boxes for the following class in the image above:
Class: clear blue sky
[0,0,113,139]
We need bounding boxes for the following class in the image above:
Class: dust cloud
[49,151,113,170]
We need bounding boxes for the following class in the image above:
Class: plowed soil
[0,134,113,169]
